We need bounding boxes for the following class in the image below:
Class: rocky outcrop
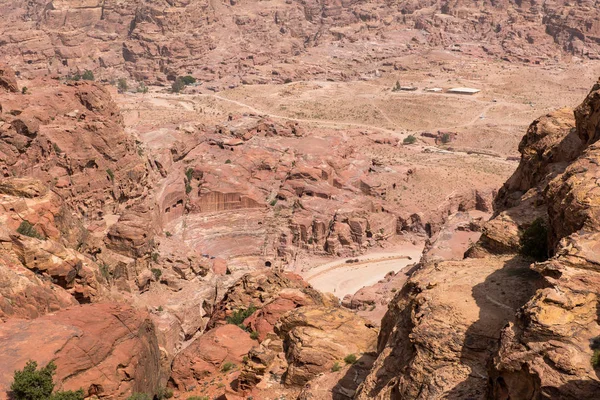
[0,303,161,399]
[208,270,335,329]
[0,65,18,93]
[170,324,256,391]
[277,306,378,386]
[357,78,600,399]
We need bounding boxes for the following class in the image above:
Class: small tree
[441,133,451,144]
[117,78,128,93]
[179,75,196,85]
[11,360,55,400]
[10,361,84,400]
[171,78,186,93]
[21,87,28,94]
[82,70,94,81]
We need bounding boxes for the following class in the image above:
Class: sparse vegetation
[17,221,45,240]
[21,87,28,94]
[82,70,94,81]
[344,354,357,364]
[52,143,62,154]
[250,330,259,340]
[520,217,549,261]
[226,305,257,329]
[185,180,192,194]
[157,387,173,399]
[151,268,162,280]
[100,263,111,281]
[392,80,401,92]
[151,252,159,263]
[165,231,172,237]
[403,135,417,145]
[270,199,277,207]
[10,360,85,400]
[441,133,451,144]
[185,168,194,182]
[331,362,342,372]
[591,336,600,368]
[220,361,236,372]
[136,82,149,93]
[117,78,128,93]
[179,75,196,85]
[106,168,115,181]
[187,397,209,400]
[225,159,232,164]
[126,394,151,400]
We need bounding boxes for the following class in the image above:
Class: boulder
[0,303,161,399]
[170,324,255,390]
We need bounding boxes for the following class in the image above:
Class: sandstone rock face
[170,324,256,391]
[0,303,161,400]
[2,0,600,84]
[356,256,541,399]
[276,306,378,386]
[208,270,335,329]
[357,79,600,399]
[0,65,18,93]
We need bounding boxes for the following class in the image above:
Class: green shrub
[392,81,401,92]
[126,394,151,400]
[50,390,85,400]
[185,181,192,194]
[165,231,172,237]
[17,221,45,240]
[187,397,209,400]
[344,354,357,364]
[52,143,62,154]
[118,78,128,93]
[136,82,149,93]
[179,75,196,85]
[21,87,28,95]
[269,199,277,207]
[520,218,549,261]
[11,360,55,400]
[10,360,84,400]
[82,70,94,81]
[403,135,417,145]
[331,362,342,372]
[226,305,257,329]
[225,159,232,164]
[250,331,259,340]
[106,168,115,181]
[185,168,194,182]
[441,133,451,144]
[151,268,162,280]
[220,361,236,372]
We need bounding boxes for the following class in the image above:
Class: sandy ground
[302,243,424,299]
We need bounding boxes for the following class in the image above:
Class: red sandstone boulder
[0,65,18,93]
[0,303,161,399]
[170,324,255,390]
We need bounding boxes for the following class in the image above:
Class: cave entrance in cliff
[265,261,272,268]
